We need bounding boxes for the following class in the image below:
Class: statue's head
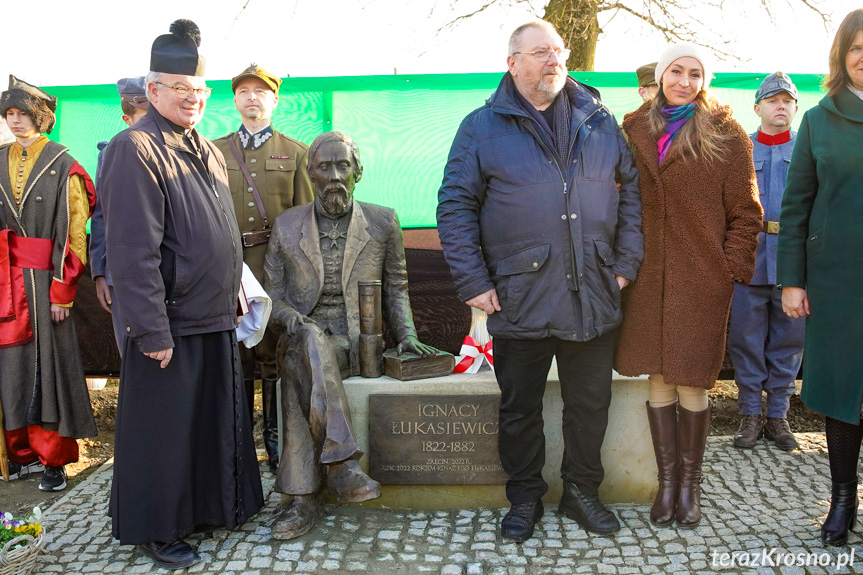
[307,131,363,217]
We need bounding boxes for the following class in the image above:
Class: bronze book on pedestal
[383,348,455,381]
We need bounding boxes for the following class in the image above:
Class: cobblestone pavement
[35,434,863,574]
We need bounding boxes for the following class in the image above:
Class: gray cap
[116,77,148,110]
[755,72,798,103]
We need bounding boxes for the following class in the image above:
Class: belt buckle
[767,221,780,234]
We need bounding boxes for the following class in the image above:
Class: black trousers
[494,330,615,504]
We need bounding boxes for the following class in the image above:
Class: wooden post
[0,397,9,482]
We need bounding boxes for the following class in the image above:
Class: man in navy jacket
[437,21,643,542]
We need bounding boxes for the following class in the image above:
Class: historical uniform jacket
[750,131,795,285]
[214,127,314,283]
[264,201,418,376]
[0,137,97,437]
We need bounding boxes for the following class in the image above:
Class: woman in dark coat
[777,8,863,547]
[616,43,762,529]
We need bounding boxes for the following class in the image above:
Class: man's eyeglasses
[155,82,213,99]
[513,48,571,62]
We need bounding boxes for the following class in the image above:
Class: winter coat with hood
[777,87,863,425]
[437,73,643,342]
[614,101,763,388]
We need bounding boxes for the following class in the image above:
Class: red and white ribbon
[453,336,494,374]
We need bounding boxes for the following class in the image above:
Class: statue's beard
[320,189,352,216]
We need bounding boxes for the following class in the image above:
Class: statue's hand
[283,308,307,336]
[397,336,438,357]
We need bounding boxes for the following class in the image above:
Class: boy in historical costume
[0,75,97,491]
[729,72,805,451]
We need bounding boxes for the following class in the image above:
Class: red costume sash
[0,230,54,348]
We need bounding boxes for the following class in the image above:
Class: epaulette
[275,131,309,149]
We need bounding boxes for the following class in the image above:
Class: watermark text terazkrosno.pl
[711,548,855,568]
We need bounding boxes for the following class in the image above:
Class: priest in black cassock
[99,19,263,570]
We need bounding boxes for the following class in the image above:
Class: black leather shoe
[501,501,544,543]
[558,481,621,534]
[822,479,859,546]
[136,540,202,570]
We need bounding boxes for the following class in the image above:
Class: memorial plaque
[369,394,508,484]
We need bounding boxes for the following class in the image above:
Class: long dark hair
[823,9,863,96]
[646,88,730,164]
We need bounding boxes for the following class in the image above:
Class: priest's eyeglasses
[513,48,571,62]
[155,82,213,99]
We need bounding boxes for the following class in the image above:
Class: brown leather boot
[763,417,799,451]
[732,414,763,449]
[646,401,678,526]
[676,404,710,528]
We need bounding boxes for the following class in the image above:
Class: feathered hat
[150,19,206,76]
[0,75,57,134]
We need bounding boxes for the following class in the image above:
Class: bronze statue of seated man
[264,131,437,539]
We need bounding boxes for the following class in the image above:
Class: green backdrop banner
[44,72,824,228]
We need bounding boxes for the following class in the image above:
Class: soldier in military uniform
[635,62,658,102]
[729,72,804,451]
[214,64,314,473]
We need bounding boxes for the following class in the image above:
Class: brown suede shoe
[732,414,763,449]
[327,459,382,504]
[763,417,799,451]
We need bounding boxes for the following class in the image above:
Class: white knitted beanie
[655,43,712,89]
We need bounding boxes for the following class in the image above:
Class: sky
[1,0,860,88]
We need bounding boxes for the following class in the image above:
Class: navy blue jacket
[437,73,643,341]
[90,141,111,284]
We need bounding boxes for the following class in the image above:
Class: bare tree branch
[226,0,254,39]
[600,1,739,62]
[437,0,833,70]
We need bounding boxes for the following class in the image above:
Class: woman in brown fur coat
[615,44,762,529]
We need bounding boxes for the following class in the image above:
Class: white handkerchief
[237,263,272,347]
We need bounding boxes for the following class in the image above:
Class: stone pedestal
[328,366,655,509]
